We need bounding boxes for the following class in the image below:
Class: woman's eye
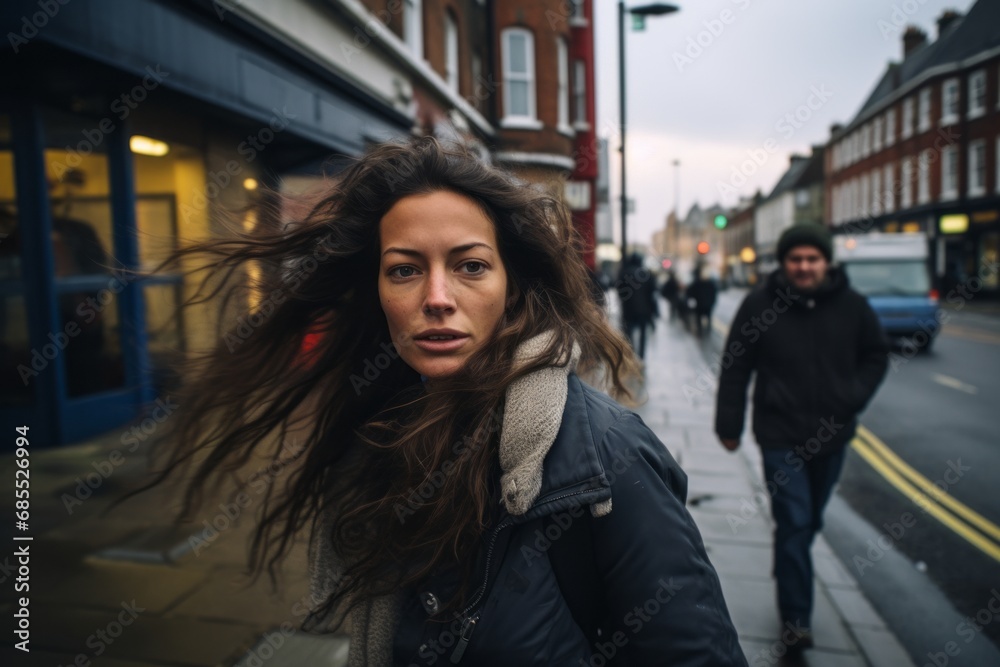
[390,266,417,278]
[462,261,485,275]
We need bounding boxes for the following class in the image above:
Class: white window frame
[557,38,572,136]
[444,11,459,93]
[968,140,986,197]
[917,150,931,204]
[883,163,895,213]
[968,70,986,119]
[404,0,423,59]
[501,28,541,129]
[862,124,872,158]
[885,108,896,147]
[941,77,960,126]
[573,59,588,129]
[873,116,883,152]
[918,88,931,132]
[569,0,587,26]
[902,97,914,139]
[901,157,914,209]
[940,145,958,201]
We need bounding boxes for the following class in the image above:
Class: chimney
[830,123,843,136]
[903,26,927,58]
[936,10,962,38]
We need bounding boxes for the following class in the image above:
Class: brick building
[826,0,1000,297]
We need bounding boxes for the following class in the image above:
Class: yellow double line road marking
[851,425,1000,562]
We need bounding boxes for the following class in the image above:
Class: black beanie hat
[777,224,833,262]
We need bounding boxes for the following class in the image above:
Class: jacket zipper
[448,488,598,663]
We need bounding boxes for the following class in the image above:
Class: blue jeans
[761,447,847,628]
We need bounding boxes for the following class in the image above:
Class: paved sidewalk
[630,314,916,667]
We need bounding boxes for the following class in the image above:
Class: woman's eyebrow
[382,242,495,258]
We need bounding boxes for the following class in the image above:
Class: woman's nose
[423,269,456,314]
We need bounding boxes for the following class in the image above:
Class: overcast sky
[592,0,979,247]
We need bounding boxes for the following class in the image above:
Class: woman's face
[378,190,509,379]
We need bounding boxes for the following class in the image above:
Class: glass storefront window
[0,114,34,406]
[43,110,125,398]
[980,232,998,289]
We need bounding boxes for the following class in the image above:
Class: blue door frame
[1,103,154,447]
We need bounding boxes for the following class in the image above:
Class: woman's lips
[412,335,469,353]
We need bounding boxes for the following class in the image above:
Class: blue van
[834,233,941,351]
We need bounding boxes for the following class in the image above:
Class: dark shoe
[780,619,814,653]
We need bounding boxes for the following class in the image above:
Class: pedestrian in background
[616,253,659,359]
[714,223,888,652]
[659,269,681,321]
[686,264,718,337]
[141,137,747,666]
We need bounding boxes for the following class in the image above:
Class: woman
[146,137,746,666]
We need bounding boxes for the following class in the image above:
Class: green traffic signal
[714,214,728,229]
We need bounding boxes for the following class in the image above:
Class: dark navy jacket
[393,373,748,666]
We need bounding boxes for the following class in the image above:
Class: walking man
[616,253,658,359]
[714,224,889,651]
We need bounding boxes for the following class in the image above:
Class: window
[470,54,482,109]
[940,145,958,200]
[569,0,587,25]
[901,157,914,208]
[968,70,986,118]
[968,140,986,196]
[941,78,959,125]
[902,97,914,139]
[860,172,870,217]
[444,12,459,92]
[795,188,810,208]
[873,116,883,152]
[573,60,587,128]
[871,169,882,215]
[885,108,896,146]
[862,124,871,158]
[917,150,931,204]
[918,88,931,132]
[883,163,895,213]
[557,38,570,134]
[501,28,538,126]
[404,0,423,58]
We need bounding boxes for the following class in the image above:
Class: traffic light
[697,241,710,255]
[661,258,672,269]
[713,214,728,229]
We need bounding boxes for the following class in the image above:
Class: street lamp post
[618,2,679,265]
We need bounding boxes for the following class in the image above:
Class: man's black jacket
[714,267,889,456]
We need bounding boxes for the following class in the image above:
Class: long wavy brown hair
[133,135,641,626]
